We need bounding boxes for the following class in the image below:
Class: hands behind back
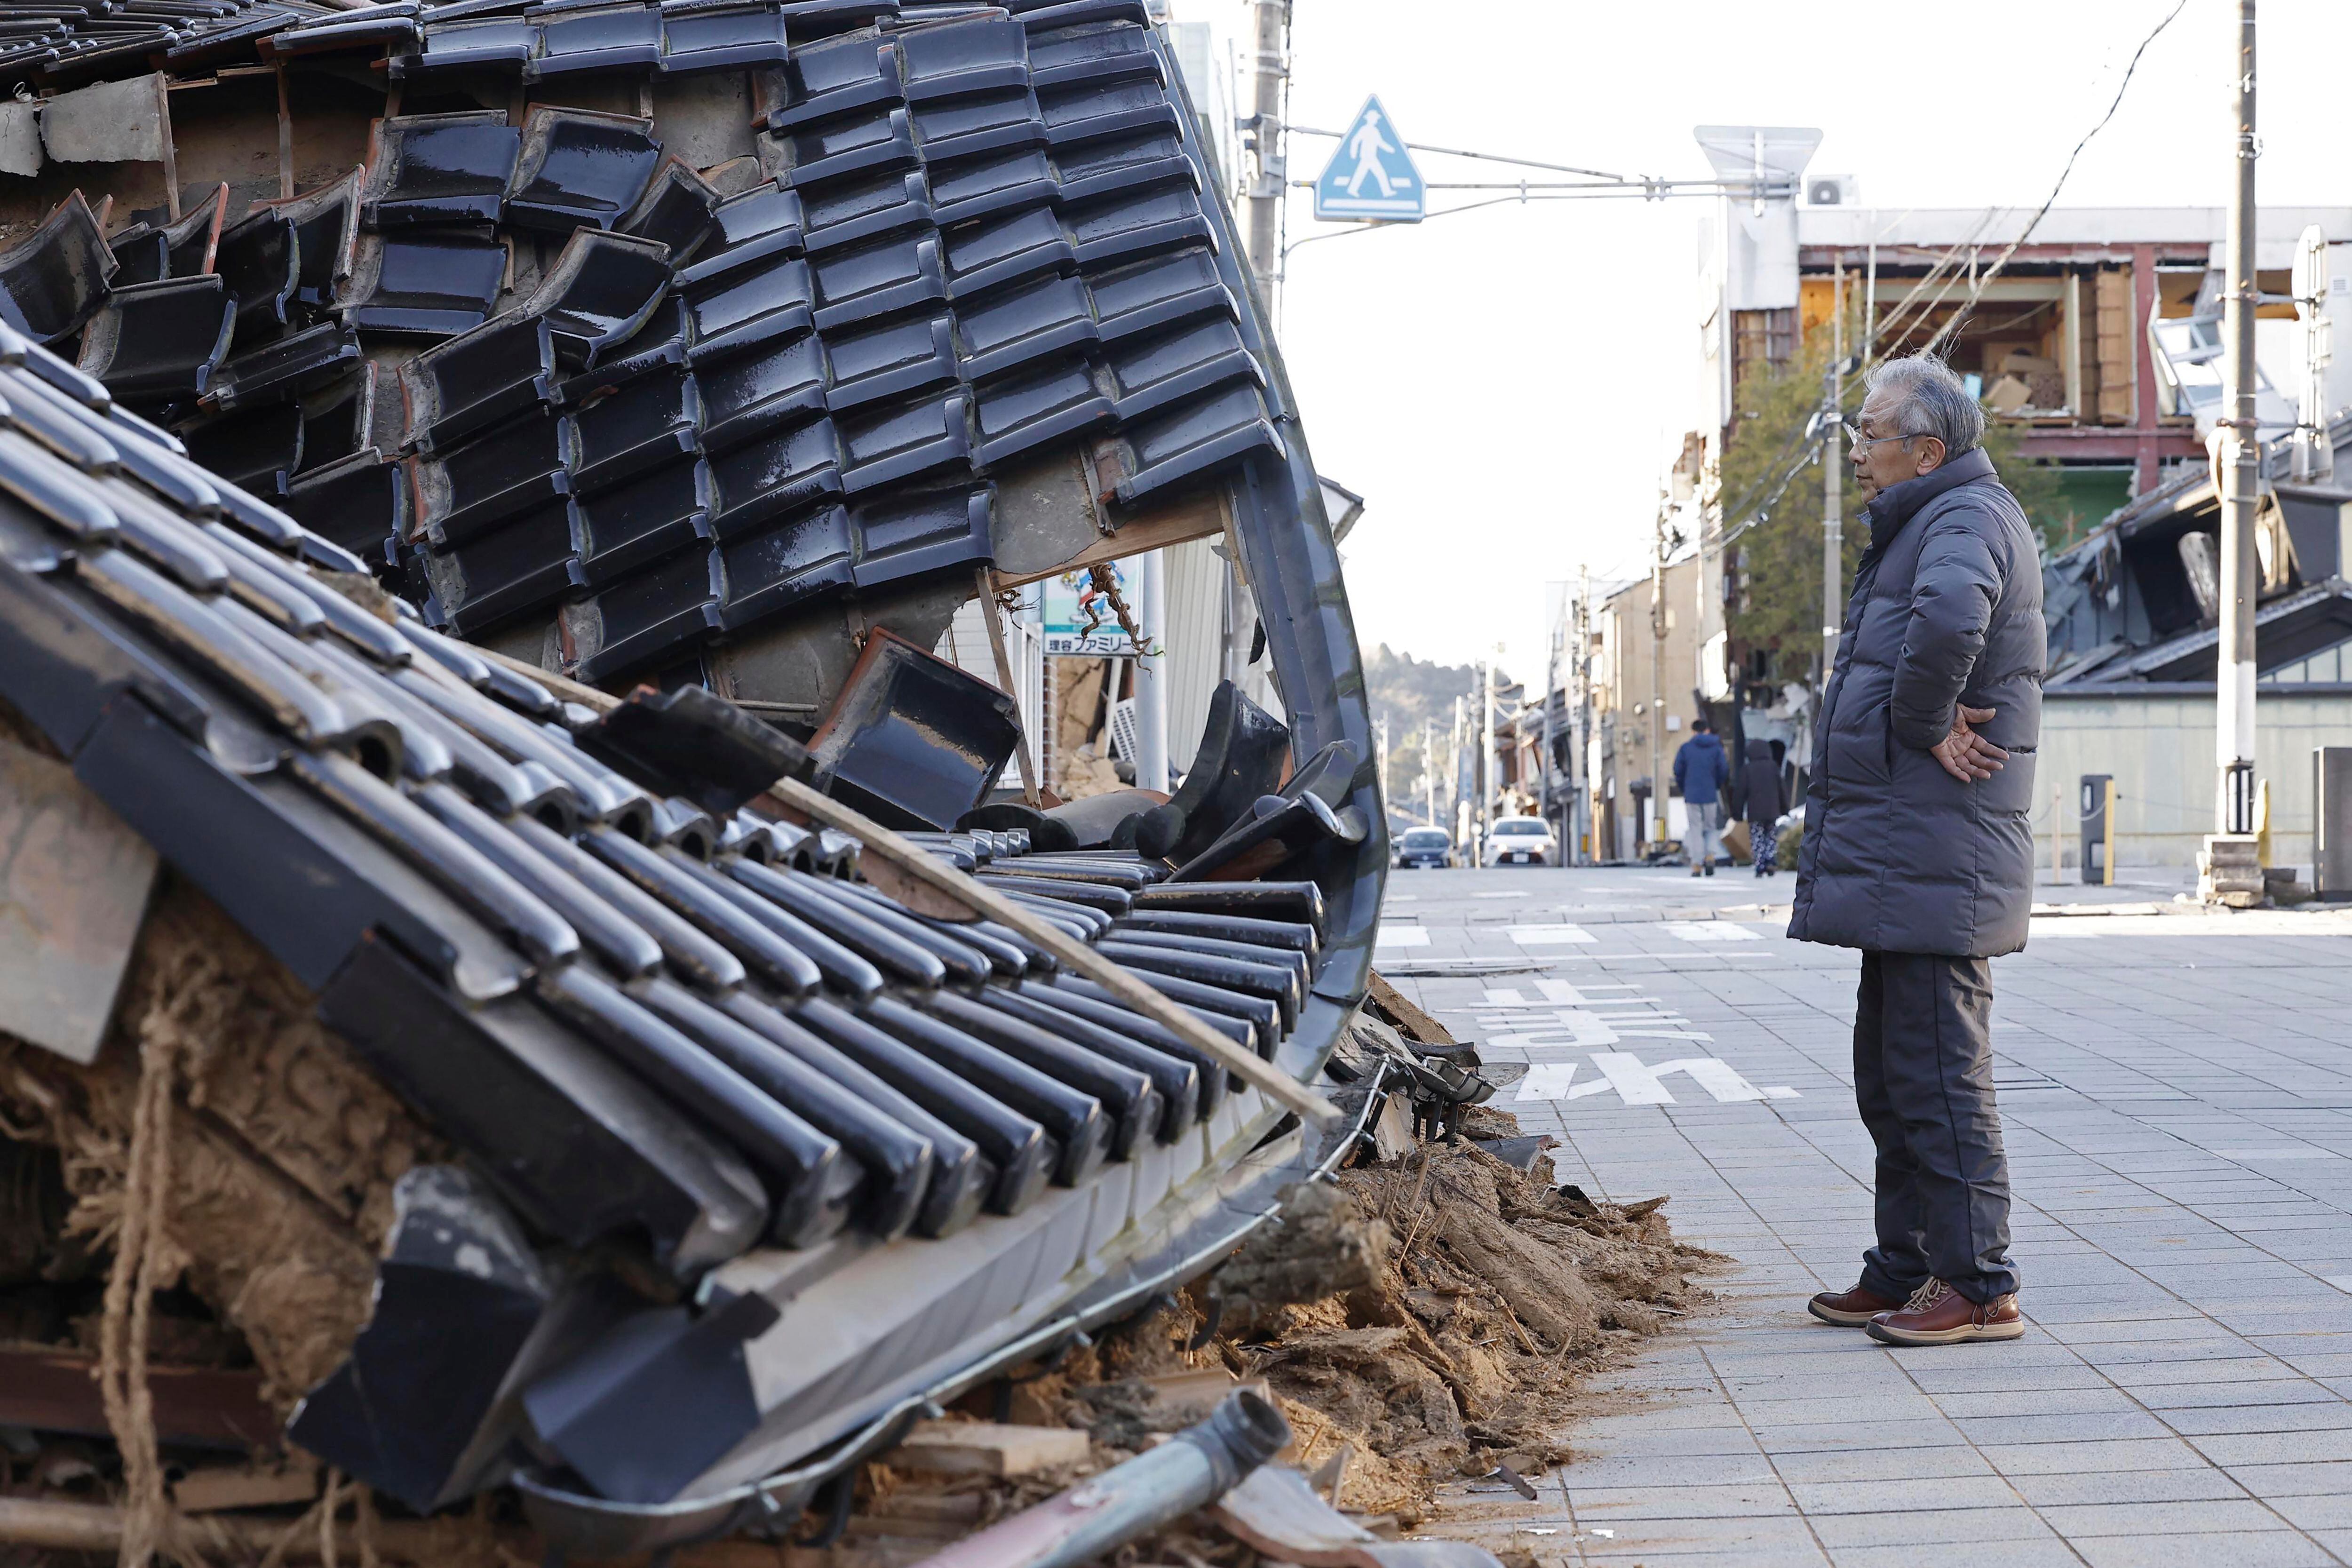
[1931,705,2008,784]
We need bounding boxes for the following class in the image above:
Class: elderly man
[1791,353,2043,1347]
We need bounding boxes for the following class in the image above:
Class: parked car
[1393,826,1454,869]
[1482,816,1558,867]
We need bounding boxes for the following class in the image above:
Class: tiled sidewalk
[1387,868,2352,1568]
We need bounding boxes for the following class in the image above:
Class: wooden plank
[893,1421,1090,1478]
[173,1460,318,1513]
[975,567,1040,808]
[275,63,294,199]
[0,1345,275,1450]
[0,736,157,1064]
[986,491,1230,592]
[470,647,1341,1125]
[1363,970,1453,1046]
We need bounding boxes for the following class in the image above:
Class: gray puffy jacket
[1789,447,2044,957]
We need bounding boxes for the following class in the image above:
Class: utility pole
[1227,1,1286,695]
[1571,565,1591,865]
[1823,265,1845,677]
[1450,694,1464,846]
[2218,0,2259,840]
[1243,0,1288,309]
[1542,595,1560,858]
[1476,654,1493,852]
[1133,551,1168,791]
[1422,718,1436,825]
[1650,496,1669,850]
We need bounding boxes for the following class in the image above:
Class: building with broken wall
[2041,416,2352,869]
[0,1,1397,1557]
[1560,127,2352,869]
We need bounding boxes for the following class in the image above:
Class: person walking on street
[1792,353,2042,1347]
[1743,739,1785,877]
[1672,718,1730,877]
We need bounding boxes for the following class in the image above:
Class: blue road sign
[1313,96,1424,223]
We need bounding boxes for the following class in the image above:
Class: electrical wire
[1926,0,2193,356]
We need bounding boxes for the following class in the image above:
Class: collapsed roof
[0,1,1385,1554]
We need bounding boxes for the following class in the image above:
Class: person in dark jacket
[1742,739,1785,877]
[1671,719,1730,877]
[1791,352,2042,1349]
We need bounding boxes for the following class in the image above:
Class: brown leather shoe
[1807,1282,1905,1326]
[1865,1278,2025,1345]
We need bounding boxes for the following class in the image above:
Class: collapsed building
[0,0,1394,1556]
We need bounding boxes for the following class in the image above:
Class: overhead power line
[1926,0,2193,354]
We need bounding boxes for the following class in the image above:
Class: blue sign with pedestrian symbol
[1313,96,1424,223]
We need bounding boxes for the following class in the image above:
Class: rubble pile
[816,999,1712,1564]
[1225,1124,1708,1520]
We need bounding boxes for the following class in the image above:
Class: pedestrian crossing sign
[1313,95,1424,222]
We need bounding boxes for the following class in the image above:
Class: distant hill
[1363,645,1513,821]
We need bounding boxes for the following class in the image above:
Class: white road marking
[1539,978,1630,1003]
[1509,924,1596,945]
[1375,926,1430,948]
[1455,956,1797,1108]
[1515,1063,1613,1101]
[1488,1013,1624,1050]
[1662,920,1762,942]
[1384,894,1418,903]
[1510,1051,1797,1106]
[1474,890,1530,899]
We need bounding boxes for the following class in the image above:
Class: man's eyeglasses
[1842,420,1927,450]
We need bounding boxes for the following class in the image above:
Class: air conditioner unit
[1806,175,1859,207]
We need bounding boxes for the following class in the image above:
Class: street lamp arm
[1285,123,1626,181]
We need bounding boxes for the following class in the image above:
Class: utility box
[2080,774,2113,885]
[2318,748,2352,901]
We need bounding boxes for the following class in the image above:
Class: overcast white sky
[1165,0,2352,675]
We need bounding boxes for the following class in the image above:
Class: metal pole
[2104,777,2119,886]
[1450,694,1463,846]
[1423,717,1436,824]
[1133,552,1168,792]
[1244,0,1287,310]
[2051,784,2062,883]
[1542,599,1560,860]
[1573,565,1591,864]
[2218,0,2260,836]
[1824,266,1845,676]
[1650,505,1668,849]
[1479,654,1495,851]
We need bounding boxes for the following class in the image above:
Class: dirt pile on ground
[877,1106,1716,1537]
[1218,1111,1713,1520]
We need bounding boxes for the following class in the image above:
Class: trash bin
[2080,774,2113,886]
[2318,748,2352,902]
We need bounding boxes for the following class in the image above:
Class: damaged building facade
[0,0,1398,1558]
[1536,123,2352,867]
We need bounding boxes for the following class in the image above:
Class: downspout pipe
[909,1393,1291,1568]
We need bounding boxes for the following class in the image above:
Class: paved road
[1386,863,2352,1568]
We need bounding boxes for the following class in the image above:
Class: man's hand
[1931,704,2008,783]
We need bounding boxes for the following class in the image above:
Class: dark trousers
[1853,952,2018,1304]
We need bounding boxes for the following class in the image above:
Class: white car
[1482,816,1558,867]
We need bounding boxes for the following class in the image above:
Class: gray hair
[1864,352,1985,457]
